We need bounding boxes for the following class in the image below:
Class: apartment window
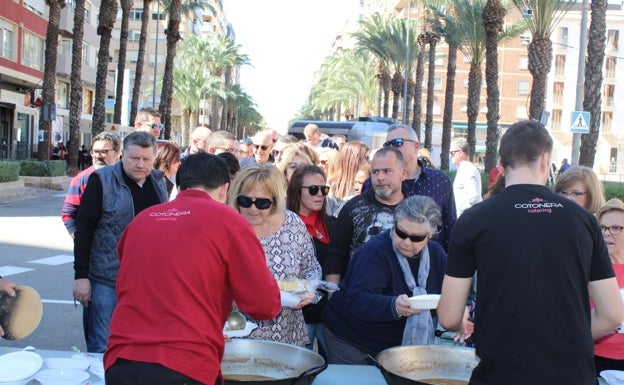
[559,27,568,46]
[58,81,69,109]
[519,56,528,70]
[127,51,139,64]
[152,11,165,20]
[602,111,613,132]
[462,78,469,88]
[604,84,615,107]
[605,56,616,79]
[518,80,529,95]
[608,29,619,51]
[433,100,441,115]
[128,30,141,42]
[551,109,562,131]
[434,77,442,90]
[22,31,44,71]
[129,8,143,21]
[61,39,72,55]
[520,33,531,45]
[553,82,564,105]
[0,22,14,60]
[85,2,92,23]
[82,41,89,65]
[516,106,527,119]
[83,89,93,114]
[23,0,45,16]
[555,55,566,76]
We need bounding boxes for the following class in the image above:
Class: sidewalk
[0,176,69,203]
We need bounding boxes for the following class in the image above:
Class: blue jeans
[305,323,327,359]
[83,281,117,353]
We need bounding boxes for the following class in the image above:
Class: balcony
[59,8,74,37]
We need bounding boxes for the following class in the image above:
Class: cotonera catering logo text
[515,197,563,214]
[149,207,191,221]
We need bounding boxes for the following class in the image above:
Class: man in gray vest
[73,131,168,353]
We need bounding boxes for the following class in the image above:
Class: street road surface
[0,189,86,352]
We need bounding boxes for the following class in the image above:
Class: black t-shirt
[447,184,614,385]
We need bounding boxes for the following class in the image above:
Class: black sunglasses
[236,196,273,210]
[383,138,416,148]
[302,185,330,196]
[394,226,428,243]
[150,123,164,130]
[253,144,269,151]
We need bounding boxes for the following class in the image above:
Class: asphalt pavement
[0,188,86,352]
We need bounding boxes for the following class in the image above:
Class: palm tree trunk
[130,0,152,126]
[466,62,482,160]
[68,0,85,176]
[159,0,182,139]
[424,35,439,150]
[382,72,391,118]
[482,0,506,174]
[114,0,133,125]
[38,0,65,161]
[92,0,118,135]
[440,45,457,171]
[391,72,403,120]
[412,39,426,139]
[527,37,552,120]
[580,0,607,167]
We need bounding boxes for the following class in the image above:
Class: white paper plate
[601,370,624,385]
[45,357,91,371]
[223,321,258,338]
[0,350,43,382]
[34,369,90,385]
[408,294,441,310]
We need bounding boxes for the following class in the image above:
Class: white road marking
[42,299,75,305]
[30,255,74,265]
[0,266,35,276]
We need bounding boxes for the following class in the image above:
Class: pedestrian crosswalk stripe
[0,266,35,276]
[31,255,74,266]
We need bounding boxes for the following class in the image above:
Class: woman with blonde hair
[317,147,340,182]
[276,143,318,185]
[553,165,605,213]
[327,141,370,217]
[228,164,322,346]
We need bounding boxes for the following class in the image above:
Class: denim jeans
[84,281,117,353]
[305,323,327,359]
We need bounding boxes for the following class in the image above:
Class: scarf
[299,211,330,244]
[392,231,434,345]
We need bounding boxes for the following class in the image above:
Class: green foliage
[0,161,21,182]
[19,160,66,177]
[604,183,624,201]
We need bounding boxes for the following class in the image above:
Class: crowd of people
[24,112,620,385]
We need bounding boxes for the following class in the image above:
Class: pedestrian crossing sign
[570,111,590,134]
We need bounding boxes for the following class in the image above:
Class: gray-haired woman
[322,195,448,365]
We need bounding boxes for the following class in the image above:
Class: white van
[288,118,393,150]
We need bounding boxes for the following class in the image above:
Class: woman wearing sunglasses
[322,195,448,364]
[286,165,334,358]
[228,164,322,346]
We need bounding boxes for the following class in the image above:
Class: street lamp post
[152,1,160,108]
[402,2,411,124]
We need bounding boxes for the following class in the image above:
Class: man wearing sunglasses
[325,147,406,286]
[134,107,163,140]
[438,120,624,385]
[362,124,456,251]
[239,130,275,168]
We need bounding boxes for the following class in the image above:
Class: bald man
[239,130,274,168]
[181,126,212,162]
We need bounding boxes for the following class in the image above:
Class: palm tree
[579,0,607,167]
[413,39,426,139]
[424,31,440,150]
[482,0,507,174]
[511,0,575,120]
[129,0,153,126]
[92,0,119,135]
[68,0,86,176]
[113,0,133,124]
[38,0,66,161]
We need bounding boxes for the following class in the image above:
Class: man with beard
[62,132,121,238]
[325,147,406,285]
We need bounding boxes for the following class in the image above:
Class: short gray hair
[123,131,156,152]
[451,137,469,153]
[206,130,236,148]
[387,123,419,142]
[394,196,441,235]
[93,131,121,152]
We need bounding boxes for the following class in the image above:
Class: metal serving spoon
[226,310,247,331]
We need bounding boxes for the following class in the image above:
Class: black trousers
[106,358,221,385]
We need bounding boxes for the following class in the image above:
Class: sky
[222,1,361,134]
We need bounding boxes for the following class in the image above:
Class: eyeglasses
[236,196,273,210]
[449,150,461,156]
[288,162,306,170]
[383,138,416,148]
[302,185,330,196]
[253,144,269,151]
[394,226,428,243]
[149,123,164,130]
[600,225,624,235]
[559,190,586,197]
[92,149,113,155]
